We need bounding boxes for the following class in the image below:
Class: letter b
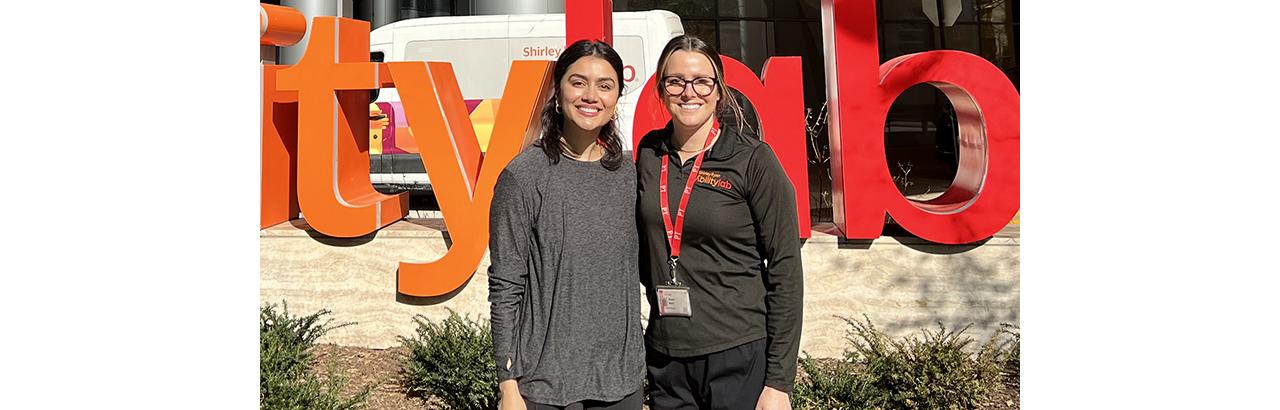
[822,0,1019,244]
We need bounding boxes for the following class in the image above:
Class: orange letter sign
[277,17,409,238]
[390,61,553,297]
[259,4,306,229]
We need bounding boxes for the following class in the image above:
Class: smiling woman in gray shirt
[487,40,645,410]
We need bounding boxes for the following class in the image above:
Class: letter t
[277,17,408,238]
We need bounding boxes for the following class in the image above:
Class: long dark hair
[653,34,750,134]
[536,40,626,171]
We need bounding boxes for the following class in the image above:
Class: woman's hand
[755,386,792,410]
[498,380,527,410]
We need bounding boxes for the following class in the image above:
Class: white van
[368,11,684,191]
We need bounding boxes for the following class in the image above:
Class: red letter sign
[565,0,612,45]
[822,0,1019,244]
[721,57,810,238]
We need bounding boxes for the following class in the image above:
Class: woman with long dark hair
[636,34,804,410]
[487,39,644,410]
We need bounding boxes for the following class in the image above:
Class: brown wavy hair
[536,39,626,171]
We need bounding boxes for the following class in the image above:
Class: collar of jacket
[656,121,745,162]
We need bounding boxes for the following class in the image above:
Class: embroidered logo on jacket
[696,171,734,190]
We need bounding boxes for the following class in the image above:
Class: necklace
[675,135,717,153]
[562,140,601,161]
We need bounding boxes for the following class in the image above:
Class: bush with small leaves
[997,323,1020,382]
[399,311,498,410]
[260,301,371,410]
[795,354,860,410]
[793,315,1009,410]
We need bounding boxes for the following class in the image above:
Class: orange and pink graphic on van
[372,99,500,154]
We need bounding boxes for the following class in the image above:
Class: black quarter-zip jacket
[636,122,804,392]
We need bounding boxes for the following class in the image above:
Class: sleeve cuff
[496,368,516,382]
[764,377,794,394]
[495,357,515,381]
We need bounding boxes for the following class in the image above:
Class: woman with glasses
[488,39,645,410]
[635,34,804,410]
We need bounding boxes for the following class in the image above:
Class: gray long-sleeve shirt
[487,146,645,406]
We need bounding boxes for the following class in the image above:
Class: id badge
[656,285,692,317]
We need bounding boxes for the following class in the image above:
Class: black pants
[524,389,644,410]
[646,338,767,410]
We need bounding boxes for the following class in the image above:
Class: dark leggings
[646,338,767,410]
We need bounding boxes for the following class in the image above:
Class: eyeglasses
[662,76,717,97]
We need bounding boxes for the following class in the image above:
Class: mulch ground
[309,344,1019,409]
[311,344,434,410]
[983,373,1020,410]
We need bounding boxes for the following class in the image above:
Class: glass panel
[881,0,928,21]
[943,23,980,54]
[1009,24,1019,88]
[773,0,821,19]
[1012,23,1019,59]
[974,0,1013,24]
[719,21,771,76]
[681,20,717,48]
[772,21,828,109]
[884,84,957,201]
[954,0,979,23]
[880,22,935,61]
[890,0,981,25]
[653,0,714,18]
[979,23,1016,71]
[719,0,770,18]
[616,0,645,11]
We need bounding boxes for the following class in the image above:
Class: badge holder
[656,257,692,317]
[656,122,716,319]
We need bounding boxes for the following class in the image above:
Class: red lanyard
[659,120,721,284]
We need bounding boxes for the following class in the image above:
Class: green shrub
[793,315,1007,410]
[399,311,498,410]
[260,301,371,410]
[795,354,861,410]
[997,323,1020,382]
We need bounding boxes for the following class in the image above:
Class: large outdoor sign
[259,0,1019,298]
[820,0,1019,244]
